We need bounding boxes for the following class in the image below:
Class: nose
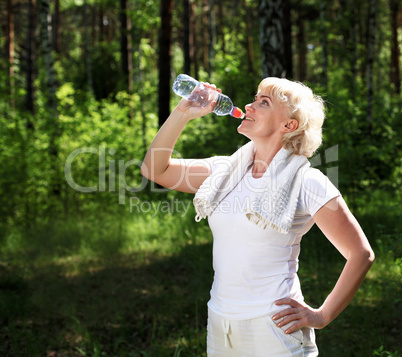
[245,102,254,112]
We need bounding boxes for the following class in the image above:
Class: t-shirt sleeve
[300,168,341,217]
[205,155,230,174]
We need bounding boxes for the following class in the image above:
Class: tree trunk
[52,0,61,57]
[202,0,208,71]
[120,0,133,93]
[244,0,255,76]
[350,1,358,98]
[259,0,284,78]
[217,0,226,56]
[366,0,376,135]
[6,0,15,110]
[389,0,400,95]
[92,4,97,44]
[138,40,148,153]
[320,2,328,89]
[183,0,191,75]
[282,0,293,78]
[39,0,60,198]
[296,1,306,82]
[99,4,105,42]
[190,0,199,78]
[84,0,94,94]
[158,0,174,127]
[26,0,36,124]
[120,0,129,79]
[208,0,215,76]
[127,12,133,94]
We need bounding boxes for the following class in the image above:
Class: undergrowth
[0,196,400,356]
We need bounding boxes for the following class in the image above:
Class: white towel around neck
[193,141,310,234]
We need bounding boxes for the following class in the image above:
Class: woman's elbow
[362,246,375,269]
[351,246,375,270]
[367,247,375,265]
[140,162,150,180]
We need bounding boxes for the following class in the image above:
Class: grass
[0,196,401,356]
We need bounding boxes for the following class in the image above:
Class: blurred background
[0,0,401,356]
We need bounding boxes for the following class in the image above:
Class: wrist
[316,306,334,328]
[172,105,192,123]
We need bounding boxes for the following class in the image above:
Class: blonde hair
[258,77,325,158]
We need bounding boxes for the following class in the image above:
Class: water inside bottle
[187,83,217,108]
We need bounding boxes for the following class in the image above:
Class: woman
[141,77,374,356]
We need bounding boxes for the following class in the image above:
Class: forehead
[259,83,293,107]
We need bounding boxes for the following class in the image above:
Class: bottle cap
[231,107,244,119]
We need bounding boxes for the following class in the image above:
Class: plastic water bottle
[172,74,245,119]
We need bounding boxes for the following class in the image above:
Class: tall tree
[296,0,306,81]
[158,0,174,127]
[6,0,15,109]
[217,0,226,56]
[99,2,105,42]
[366,0,376,134]
[183,0,191,75]
[120,0,133,92]
[25,0,36,123]
[208,0,215,76]
[190,0,199,78]
[389,0,400,95]
[320,2,328,89]
[244,0,255,76]
[259,0,284,78]
[202,0,209,71]
[350,0,358,97]
[52,0,61,57]
[282,0,293,78]
[39,0,60,197]
[84,0,94,94]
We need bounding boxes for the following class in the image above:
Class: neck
[251,139,283,177]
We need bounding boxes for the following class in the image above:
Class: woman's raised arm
[141,89,218,193]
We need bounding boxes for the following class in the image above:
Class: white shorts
[207,308,319,357]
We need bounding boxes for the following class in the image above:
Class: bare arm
[141,85,220,193]
[273,196,375,333]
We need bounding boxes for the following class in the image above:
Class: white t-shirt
[207,165,340,319]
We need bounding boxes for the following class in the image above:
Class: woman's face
[237,89,292,141]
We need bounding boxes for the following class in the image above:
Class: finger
[274,298,300,307]
[276,313,302,328]
[272,307,296,320]
[283,321,303,334]
[201,82,218,91]
[197,100,216,116]
[274,298,288,306]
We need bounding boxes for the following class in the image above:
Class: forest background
[0,0,401,356]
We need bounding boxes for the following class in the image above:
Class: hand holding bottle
[175,82,222,120]
[172,74,244,119]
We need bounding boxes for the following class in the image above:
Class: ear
[283,119,299,133]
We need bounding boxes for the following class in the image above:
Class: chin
[237,125,252,140]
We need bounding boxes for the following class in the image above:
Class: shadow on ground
[1,232,401,356]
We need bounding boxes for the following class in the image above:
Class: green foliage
[0,204,401,356]
[374,346,402,357]
[0,0,401,355]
